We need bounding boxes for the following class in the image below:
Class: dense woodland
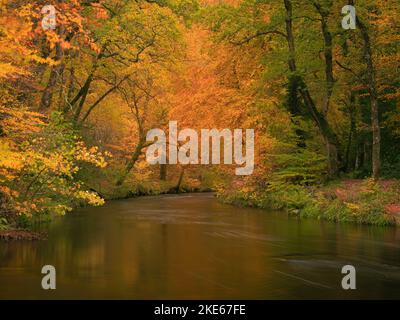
[0,0,400,231]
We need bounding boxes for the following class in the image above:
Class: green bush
[218,179,397,227]
[0,217,9,230]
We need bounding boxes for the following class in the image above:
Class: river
[0,193,399,299]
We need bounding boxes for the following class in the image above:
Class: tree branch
[230,30,287,45]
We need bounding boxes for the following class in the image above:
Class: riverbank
[0,230,46,241]
[104,182,213,201]
[2,192,399,299]
[218,179,400,226]
[0,178,213,240]
[2,177,398,242]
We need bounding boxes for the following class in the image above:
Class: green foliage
[0,217,8,230]
[268,144,327,186]
[171,0,200,26]
[381,154,400,179]
[219,178,397,227]
[15,214,31,229]
[1,112,107,218]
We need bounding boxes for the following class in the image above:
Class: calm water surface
[0,193,399,299]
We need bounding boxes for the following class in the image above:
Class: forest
[1,0,400,236]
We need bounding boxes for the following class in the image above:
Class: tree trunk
[39,41,64,112]
[69,49,104,121]
[363,142,368,170]
[116,137,146,186]
[63,66,75,114]
[175,168,185,193]
[79,76,128,124]
[79,85,118,124]
[355,147,360,170]
[348,1,380,179]
[160,164,167,181]
[283,0,340,176]
[72,72,94,123]
[313,1,334,115]
[345,93,357,171]
[38,11,70,112]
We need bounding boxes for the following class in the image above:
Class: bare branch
[230,30,287,46]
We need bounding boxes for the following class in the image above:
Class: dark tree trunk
[116,136,146,186]
[348,0,380,179]
[79,76,128,124]
[175,168,185,193]
[72,72,94,123]
[70,49,105,122]
[345,93,357,172]
[283,0,340,176]
[160,164,167,181]
[313,1,334,115]
[39,41,64,112]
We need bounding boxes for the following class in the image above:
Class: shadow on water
[0,193,399,299]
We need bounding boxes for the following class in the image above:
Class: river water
[0,193,399,299]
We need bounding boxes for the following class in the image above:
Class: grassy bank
[84,166,217,200]
[100,179,213,201]
[218,179,400,226]
[3,173,399,240]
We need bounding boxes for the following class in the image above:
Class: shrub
[0,112,108,219]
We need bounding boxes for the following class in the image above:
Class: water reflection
[0,193,399,299]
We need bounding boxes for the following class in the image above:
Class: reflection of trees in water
[1,195,400,298]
